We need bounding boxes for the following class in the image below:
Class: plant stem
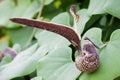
[25,28,36,46]
[24,0,44,48]
[103,16,114,42]
[108,16,114,26]
[37,0,44,19]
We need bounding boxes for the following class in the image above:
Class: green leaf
[79,28,120,80]
[0,0,14,27]
[35,31,70,51]
[51,12,71,26]
[35,12,71,51]
[74,9,90,36]
[37,47,80,80]
[104,0,120,19]
[0,44,48,80]
[44,0,54,5]
[0,0,40,28]
[82,28,103,47]
[88,0,120,19]
[87,0,106,15]
[8,27,33,48]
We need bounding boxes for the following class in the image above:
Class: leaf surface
[88,0,120,19]
[0,44,48,80]
[37,47,80,80]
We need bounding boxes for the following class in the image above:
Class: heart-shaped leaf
[104,0,120,19]
[37,47,80,80]
[87,0,106,15]
[0,44,48,80]
[0,0,40,28]
[88,0,120,19]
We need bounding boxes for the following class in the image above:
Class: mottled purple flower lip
[10,18,81,53]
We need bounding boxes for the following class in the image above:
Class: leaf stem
[103,16,114,42]
[108,16,114,26]
[37,0,44,19]
[24,0,44,48]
